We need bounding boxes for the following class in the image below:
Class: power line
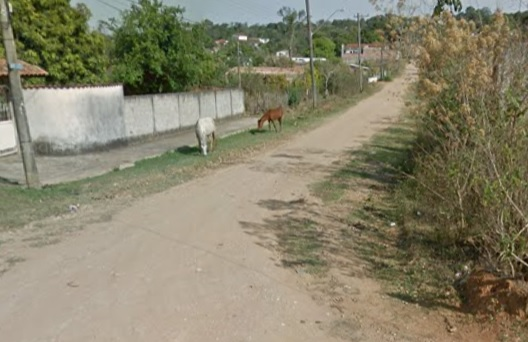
[93,0,123,13]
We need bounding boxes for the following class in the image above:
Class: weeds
[311,117,463,309]
[406,11,528,278]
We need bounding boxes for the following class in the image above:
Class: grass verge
[0,85,381,231]
[278,217,327,275]
[310,114,465,311]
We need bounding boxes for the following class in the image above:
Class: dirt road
[0,65,456,342]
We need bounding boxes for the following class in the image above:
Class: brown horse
[257,106,284,132]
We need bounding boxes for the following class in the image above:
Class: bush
[404,11,528,278]
[287,86,302,107]
[327,64,361,97]
[226,72,288,115]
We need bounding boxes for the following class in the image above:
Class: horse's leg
[271,119,278,132]
[211,131,216,152]
[268,120,271,131]
[278,117,282,132]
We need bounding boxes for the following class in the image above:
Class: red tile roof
[0,59,48,77]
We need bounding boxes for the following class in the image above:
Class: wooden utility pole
[305,0,316,109]
[0,0,40,189]
[380,43,384,80]
[357,13,363,92]
[236,38,241,88]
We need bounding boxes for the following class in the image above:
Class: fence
[21,85,245,155]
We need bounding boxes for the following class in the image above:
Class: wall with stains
[21,85,245,155]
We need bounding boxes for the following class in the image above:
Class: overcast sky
[72,0,527,27]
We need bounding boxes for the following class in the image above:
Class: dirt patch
[460,269,528,319]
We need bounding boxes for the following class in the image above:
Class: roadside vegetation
[306,4,528,336]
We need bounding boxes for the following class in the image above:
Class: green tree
[308,36,336,60]
[433,0,463,16]
[277,6,306,59]
[108,0,220,94]
[8,0,108,85]
[315,60,340,97]
[216,40,266,69]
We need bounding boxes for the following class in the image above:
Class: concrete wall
[0,120,17,156]
[153,93,179,133]
[123,95,154,138]
[122,89,245,137]
[198,91,216,119]
[231,89,245,115]
[24,85,126,155]
[20,86,245,155]
[178,92,200,128]
[215,90,232,119]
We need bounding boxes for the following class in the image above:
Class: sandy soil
[0,65,496,342]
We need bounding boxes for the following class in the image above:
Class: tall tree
[277,6,306,59]
[108,0,220,95]
[308,35,336,59]
[8,0,109,85]
[433,0,463,16]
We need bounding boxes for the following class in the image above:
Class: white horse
[195,117,216,156]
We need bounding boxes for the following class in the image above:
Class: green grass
[310,116,465,311]
[311,122,416,207]
[0,85,382,231]
[278,217,327,275]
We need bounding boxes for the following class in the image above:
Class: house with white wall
[0,59,48,157]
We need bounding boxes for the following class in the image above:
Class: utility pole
[305,0,316,109]
[237,38,241,88]
[380,43,384,80]
[357,13,363,92]
[0,0,40,189]
[235,34,247,89]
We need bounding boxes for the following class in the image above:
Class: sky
[71,0,527,27]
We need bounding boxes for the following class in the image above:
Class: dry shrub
[407,11,528,279]
[232,63,364,115]
[327,63,362,97]
[228,73,289,115]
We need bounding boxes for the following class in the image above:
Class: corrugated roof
[227,66,305,77]
[0,59,48,77]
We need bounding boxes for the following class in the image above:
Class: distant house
[214,39,229,46]
[341,43,395,64]
[291,57,327,65]
[226,66,305,82]
[212,39,229,53]
[0,58,48,121]
[0,58,48,156]
[275,49,289,57]
[248,37,270,48]
[233,33,248,41]
[342,43,383,56]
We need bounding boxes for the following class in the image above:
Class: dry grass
[405,11,528,280]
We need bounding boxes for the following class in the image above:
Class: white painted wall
[24,85,126,154]
[122,89,245,135]
[19,86,245,155]
[0,120,17,156]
